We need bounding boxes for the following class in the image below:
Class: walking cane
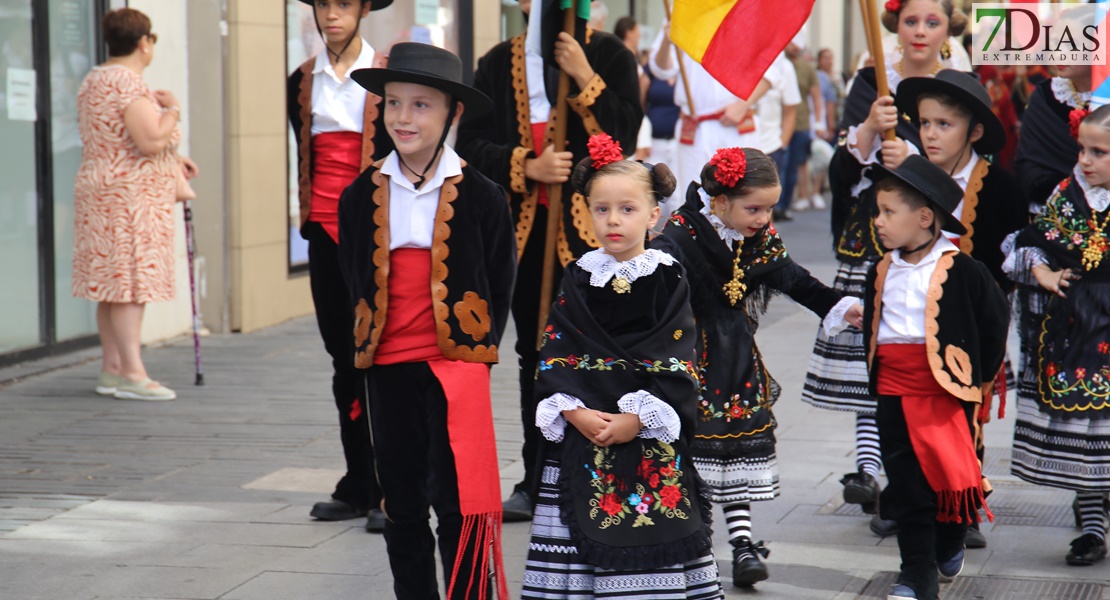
[184,201,205,385]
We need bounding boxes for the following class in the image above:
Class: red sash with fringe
[309,131,362,243]
[376,248,507,599]
[876,343,993,524]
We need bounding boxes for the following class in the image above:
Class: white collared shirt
[525,45,552,124]
[877,236,959,345]
[310,39,376,135]
[379,146,463,250]
[948,151,979,221]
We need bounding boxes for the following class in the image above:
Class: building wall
[226,0,313,333]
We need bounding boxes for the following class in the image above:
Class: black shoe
[310,499,368,521]
[964,522,987,549]
[841,471,881,506]
[502,489,534,522]
[364,508,386,533]
[730,538,770,587]
[773,209,794,222]
[1066,533,1107,566]
[870,515,899,537]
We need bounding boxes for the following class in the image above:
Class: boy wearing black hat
[896,70,1027,290]
[287,0,393,530]
[339,43,517,600]
[864,155,1009,600]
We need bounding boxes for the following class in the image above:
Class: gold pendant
[611,277,631,294]
[1083,231,1108,271]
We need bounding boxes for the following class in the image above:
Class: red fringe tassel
[446,511,508,600]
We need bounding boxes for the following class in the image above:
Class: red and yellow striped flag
[671,0,815,99]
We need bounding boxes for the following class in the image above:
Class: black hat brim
[350,68,493,118]
[297,0,393,11]
[871,162,968,236]
[895,76,1007,155]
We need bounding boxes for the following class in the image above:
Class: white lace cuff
[535,393,587,442]
[616,390,680,443]
[822,296,863,337]
[845,125,881,165]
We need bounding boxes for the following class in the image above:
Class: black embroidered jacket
[337,158,517,367]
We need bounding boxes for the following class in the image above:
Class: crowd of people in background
[73,3,1110,600]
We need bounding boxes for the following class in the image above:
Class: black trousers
[511,206,563,496]
[365,362,485,600]
[305,222,382,510]
[877,394,971,600]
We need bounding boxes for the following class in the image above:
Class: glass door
[50,0,99,341]
[0,1,43,353]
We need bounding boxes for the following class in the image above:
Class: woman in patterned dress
[73,8,197,401]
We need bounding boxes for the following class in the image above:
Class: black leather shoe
[1066,533,1107,566]
[964,522,987,549]
[365,508,386,533]
[731,538,770,587]
[502,489,534,522]
[870,515,899,537]
[310,499,368,521]
[841,471,881,506]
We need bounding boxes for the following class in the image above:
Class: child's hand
[563,408,610,444]
[1032,265,1078,298]
[844,302,864,329]
[594,412,642,447]
[525,145,574,184]
[880,138,909,170]
[864,95,898,139]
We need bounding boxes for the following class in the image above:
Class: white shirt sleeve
[648,29,679,81]
[617,390,681,443]
[822,296,863,337]
[779,59,802,107]
[535,393,587,442]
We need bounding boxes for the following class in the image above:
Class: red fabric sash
[531,121,550,208]
[876,344,993,524]
[310,131,363,243]
[374,249,442,365]
[374,249,507,599]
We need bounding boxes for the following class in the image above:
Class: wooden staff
[536,4,578,349]
[662,0,697,116]
[859,0,896,141]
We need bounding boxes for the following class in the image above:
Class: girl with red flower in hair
[524,134,723,599]
[652,147,862,587]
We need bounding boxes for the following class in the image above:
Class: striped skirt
[1011,398,1110,491]
[801,261,876,414]
[692,454,779,504]
[521,461,724,599]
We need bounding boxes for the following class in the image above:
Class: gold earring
[940,40,951,60]
[896,39,903,55]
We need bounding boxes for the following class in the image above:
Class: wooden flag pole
[662,0,697,117]
[536,4,578,350]
[859,0,896,141]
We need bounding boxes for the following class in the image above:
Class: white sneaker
[793,197,811,211]
[811,194,828,209]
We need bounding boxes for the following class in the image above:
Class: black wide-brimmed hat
[872,155,967,235]
[350,43,492,117]
[297,0,392,11]
[895,69,1006,155]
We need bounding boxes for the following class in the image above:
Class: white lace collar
[698,187,744,246]
[576,248,675,288]
[1052,77,1092,109]
[1073,165,1110,213]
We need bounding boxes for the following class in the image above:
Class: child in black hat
[339,42,517,600]
[287,0,393,531]
[896,69,1028,550]
[864,155,1009,600]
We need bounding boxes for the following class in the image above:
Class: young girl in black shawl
[1004,105,1110,567]
[651,148,863,587]
[521,134,723,599]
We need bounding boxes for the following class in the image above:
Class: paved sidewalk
[0,210,1106,599]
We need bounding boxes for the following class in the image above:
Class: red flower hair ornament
[884,0,901,13]
[709,147,747,188]
[587,133,624,169]
[1069,107,1090,141]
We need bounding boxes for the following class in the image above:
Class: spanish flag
[671,0,815,99]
